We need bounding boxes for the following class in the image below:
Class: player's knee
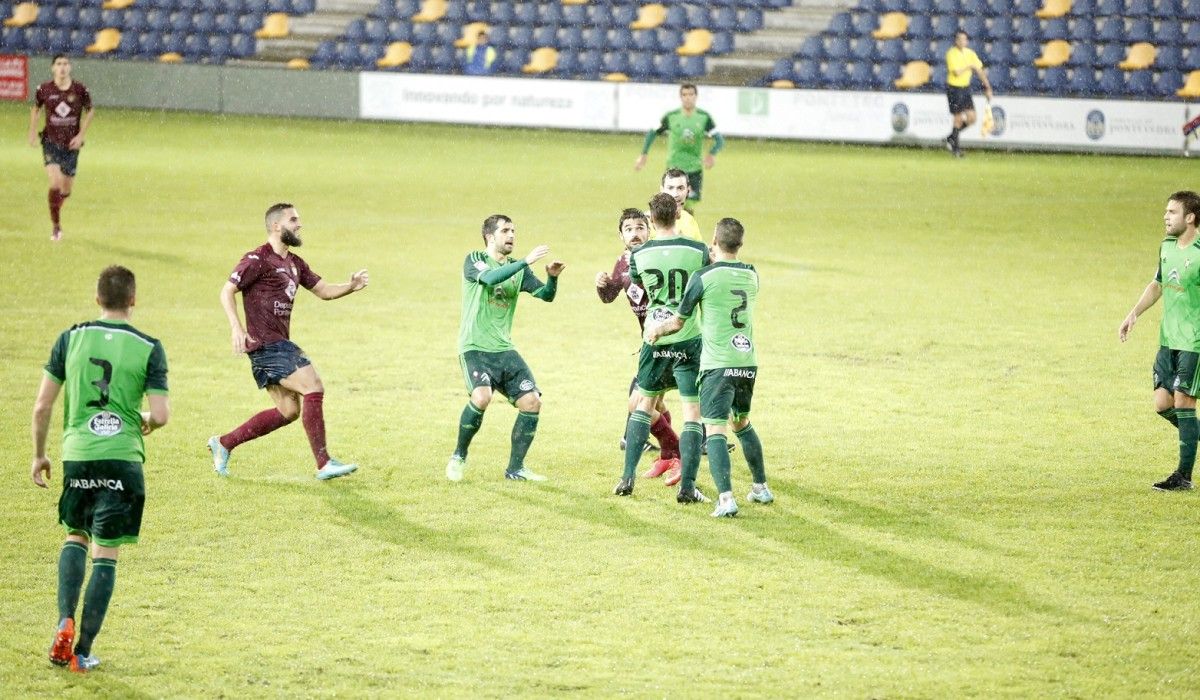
[731,417,750,432]
[471,388,493,410]
[278,403,301,422]
[518,393,542,413]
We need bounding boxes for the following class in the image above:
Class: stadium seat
[1013,41,1041,64]
[792,58,820,85]
[1011,64,1039,90]
[522,47,558,74]
[1067,18,1094,43]
[388,20,413,42]
[827,12,851,35]
[1096,66,1124,93]
[608,28,634,52]
[562,4,586,26]
[577,50,601,76]
[1126,0,1152,15]
[1154,71,1184,96]
[628,51,654,79]
[961,16,986,39]
[1013,17,1039,42]
[103,0,134,8]
[825,36,850,60]
[1159,22,1185,46]
[376,40,412,67]
[4,2,38,27]
[630,4,666,30]
[254,12,287,38]
[738,8,764,32]
[822,61,849,88]
[1118,42,1156,70]
[159,52,183,63]
[677,29,712,56]
[1066,66,1098,94]
[893,59,931,88]
[847,61,874,88]
[988,40,1014,65]
[1126,19,1153,44]
[906,14,933,38]
[1067,42,1096,67]
[1035,0,1071,16]
[231,33,254,58]
[797,35,822,59]
[554,49,580,76]
[850,12,877,36]
[1034,39,1070,67]
[877,61,902,87]
[712,6,738,32]
[78,7,103,30]
[533,25,558,49]
[1125,69,1153,95]
[985,16,1013,42]
[287,57,310,69]
[987,65,1012,90]
[771,79,795,88]
[1177,70,1200,97]
[1096,43,1124,65]
[1096,18,1122,43]
[581,27,606,51]
[871,12,907,40]
[851,38,876,61]
[412,0,447,23]
[1185,47,1200,71]
[1041,66,1069,91]
[85,26,120,53]
[1156,46,1183,70]
[1041,18,1068,41]
[1182,0,1200,18]
[557,26,584,50]
[537,2,563,25]
[1154,0,1182,18]
[602,51,628,74]
[879,40,906,62]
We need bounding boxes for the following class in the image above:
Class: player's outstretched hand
[31,456,51,488]
[595,271,610,288]
[525,245,550,266]
[350,269,369,292]
[1119,312,1138,342]
[634,154,647,171]
[703,154,715,169]
[231,327,255,355]
[546,261,566,277]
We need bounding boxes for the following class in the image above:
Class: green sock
[56,541,88,621]
[735,423,767,484]
[1178,408,1198,480]
[707,434,732,493]
[507,411,539,472]
[680,421,704,490]
[454,402,485,459]
[1160,408,1179,427]
[623,410,653,479]
[75,558,117,657]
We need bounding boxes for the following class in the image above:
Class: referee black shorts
[946,86,975,115]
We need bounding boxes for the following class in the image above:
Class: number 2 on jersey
[643,268,690,305]
[730,290,748,329]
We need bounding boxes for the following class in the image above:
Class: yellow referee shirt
[645,208,702,240]
[945,47,983,88]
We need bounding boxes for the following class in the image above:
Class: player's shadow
[76,238,185,265]
[319,484,513,572]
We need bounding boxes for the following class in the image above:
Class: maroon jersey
[596,251,649,330]
[35,80,92,148]
[228,243,321,352]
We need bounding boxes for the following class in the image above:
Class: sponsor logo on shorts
[88,411,123,437]
[519,379,535,391]
[653,349,689,360]
[723,368,756,379]
[473,371,491,386]
[69,478,125,491]
[731,334,752,352]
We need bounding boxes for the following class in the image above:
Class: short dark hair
[680,83,697,94]
[661,168,688,186]
[481,214,511,243]
[264,202,294,231]
[1171,191,1200,226]
[618,208,648,232]
[714,217,744,253]
[97,265,136,310]
[648,193,677,229]
[955,30,969,39]
[51,53,69,63]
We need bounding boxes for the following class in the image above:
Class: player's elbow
[149,397,170,427]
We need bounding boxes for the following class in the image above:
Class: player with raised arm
[27,54,93,241]
[207,203,368,481]
[596,208,681,480]
[32,265,169,672]
[634,84,724,212]
[614,193,711,503]
[647,218,772,517]
[1119,191,1200,491]
[447,214,565,482]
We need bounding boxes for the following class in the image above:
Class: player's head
[51,54,70,79]
[954,31,969,49]
[96,265,136,312]
[660,169,690,208]
[649,193,678,231]
[618,208,649,249]
[482,214,515,254]
[713,218,745,254]
[679,83,697,110]
[1166,191,1200,236]
[265,202,302,247]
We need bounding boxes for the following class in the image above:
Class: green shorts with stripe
[636,337,701,401]
[460,350,539,404]
[1154,346,1200,396]
[58,460,145,546]
[699,366,757,425]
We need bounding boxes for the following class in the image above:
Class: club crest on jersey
[650,308,673,322]
[285,279,297,300]
[88,411,123,437]
[627,286,645,304]
[54,101,71,118]
[731,334,752,352]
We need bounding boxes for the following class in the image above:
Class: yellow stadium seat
[1035,0,1071,18]
[871,12,908,40]
[376,41,413,68]
[102,0,136,9]
[412,0,448,23]
[4,3,38,28]
[158,52,183,63]
[455,21,489,48]
[255,13,288,39]
[676,29,712,56]
[85,28,121,54]
[1118,42,1156,70]
[1033,39,1071,67]
[522,47,559,74]
[562,0,588,5]
[630,4,666,30]
[1177,71,1200,98]
[771,79,795,88]
[603,72,629,82]
[287,58,310,69]
[893,60,931,89]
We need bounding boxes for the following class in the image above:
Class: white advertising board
[359,72,617,130]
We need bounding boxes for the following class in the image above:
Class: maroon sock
[48,189,62,227]
[650,410,679,460]
[301,392,329,468]
[219,408,292,451]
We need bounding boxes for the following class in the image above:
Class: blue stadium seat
[503,25,532,49]
[343,19,365,42]
[553,49,579,76]
[581,27,606,51]
[167,11,190,33]
[1156,45,1183,70]
[1068,18,1095,43]
[411,22,437,45]
[1096,43,1124,66]
[1,26,26,51]
[244,0,269,13]
[577,50,602,77]
[879,40,906,62]
[537,2,562,25]
[1096,67,1124,94]
[1041,66,1069,91]
[1125,0,1152,15]
[908,0,934,12]
[214,13,237,33]
[406,43,431,70]
[266,0,289,12]
[1126,19,1153,43]
[387,20,411,42]
[986,0,1013,14]
[822,61,850,88]
[827,12,852,35]
[663,4,687,29]
[679,54,705,77]
[1041,18,1068,40]
[1011,64,1039,91]
[1012,17,1039,42]
[182,33,206,58]
[69,29,92,52]
[850,12,876,36]
[1095,18,1123,43]
[208,34,232,61]
[961,0,986,13]
[767,57,791,81]
[907,15,933,38]
[464,0,487,22]
[1154,0,1182,17]
[1013,41,1040,64]
[656,28,682,51]
[196,0,219,12]
[1185,47,1200,71]
[1070,0,1096,14]
[628,52,654,80]
[137,31,163,56]
[1185,0,1200,19]
[684,4,710,29]
[608,28,634,52]
[904,38,935,62]
[877,61,902,87]
[487,2,515,23]
[652,54,680,80]
[985,16,1013,41]
[238,14,262,34]
[557,26,583,50]
[1066,67,1098,94]
[987,40,1014,65]
[847,61,874,88]
[193,12,217,33]
[796,35,822,59]
[1154,70,1184,97]
[739,8,763,32]
[428,45,456,71]
[585,4,614,28]
[825,36,851,60]
[1096,0,1122,13]
[161,31,185,54]
[932,15,958,39]
[1068,42,1097,67]
[1159,21,1184,45]
[51,6,77,29]
[46,28,70,53]
[364,17,387,42]
[1125,70,1153,96]
[532,25,557,48]
[76,6,102,30]
[230,33,254,57]
[851,38,876,61]
[792,58,820,85]
[24,27,50,53]
[434,22,459,45]
[602,51,628,74]
[960,16,985,39]
[630,29,656,51]
[513,3,537,25]
[711,7,737,32]
[311,40,335,66]
[562,4,585,26]
[1011,0,1041,12]
[933,0,957,13]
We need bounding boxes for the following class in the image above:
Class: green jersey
[1157,236,1200,351]
[655,108,717,173]
[44,319,169,462]
[677,261,759,371]
[458,250,557,353]
[630,236,710,345]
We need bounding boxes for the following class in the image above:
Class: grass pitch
[1,101,1198,698]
